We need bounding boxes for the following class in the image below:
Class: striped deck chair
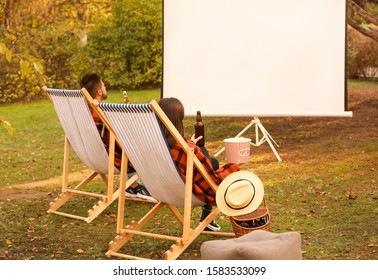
[86,93,235,260]
[42,86,138,223]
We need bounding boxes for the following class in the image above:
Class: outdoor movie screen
[162,0,352,117]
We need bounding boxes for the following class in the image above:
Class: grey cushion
[200,230,302,260]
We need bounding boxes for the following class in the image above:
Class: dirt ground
[0,170,92,202]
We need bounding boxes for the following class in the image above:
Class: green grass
[347,79,378,89]
[0,81,377,260]
[1,101,66,185]
[106,88,161,104]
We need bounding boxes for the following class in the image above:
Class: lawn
[0,81,377,260]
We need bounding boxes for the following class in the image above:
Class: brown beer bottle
[194,111,205,146]
[123,90,130,104]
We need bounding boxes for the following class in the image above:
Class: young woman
[158,97,239,231]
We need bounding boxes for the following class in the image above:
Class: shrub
[75,0,162,90]
[0,59,45,104]
[347,27,378,80]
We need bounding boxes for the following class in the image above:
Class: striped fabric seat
[48,89,112,174]
[98,102,202,207]
[43,87,126,223]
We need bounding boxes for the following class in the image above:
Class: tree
[82,0,162,89]
[0,0,44,78]
[0,0,114,103]
[348,0,378,42]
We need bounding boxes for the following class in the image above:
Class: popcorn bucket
[223,137,251,164]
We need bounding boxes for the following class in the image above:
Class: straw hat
[216,171,264,217]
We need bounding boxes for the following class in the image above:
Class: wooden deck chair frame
[42,86,139,223]
[85,93,235,260]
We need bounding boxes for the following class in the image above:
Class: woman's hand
[190,134,203,144]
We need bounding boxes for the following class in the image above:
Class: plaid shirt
[170,140,239,205]
[90,107,134,172]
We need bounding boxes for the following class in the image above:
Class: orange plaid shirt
[90,107,134,172]
[170,140,239,205]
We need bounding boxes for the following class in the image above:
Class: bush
[347,27,378,80]
[0,60,45,104]
[75,0,162,90]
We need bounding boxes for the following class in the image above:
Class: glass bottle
[194,111,205,146]
[123,90,130,104]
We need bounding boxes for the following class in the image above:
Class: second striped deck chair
[43,87,138,223]
[86,94,235,260]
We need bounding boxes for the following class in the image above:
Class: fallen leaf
[6,239,12,245]
[368,244,378,247]
[76,248,84,253]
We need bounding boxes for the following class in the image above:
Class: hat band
[224,179,255,210]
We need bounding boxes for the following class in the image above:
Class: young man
[79,73,151,199]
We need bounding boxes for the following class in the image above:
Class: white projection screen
[162,0,352,117]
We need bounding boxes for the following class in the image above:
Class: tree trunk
[4,0,11,29]
[348,0,378,42]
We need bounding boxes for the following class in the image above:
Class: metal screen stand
[214,117,282,162]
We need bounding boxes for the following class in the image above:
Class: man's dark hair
[79,73,102,98]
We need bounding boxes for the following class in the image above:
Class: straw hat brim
[216,171,264,217]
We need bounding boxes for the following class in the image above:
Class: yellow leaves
[19,58,44,77]
[0,119,14,135]
[33,60,44,75]
[20,60,30,77]
[76,248,84,254]
[1,41,44,77]
[5,49,12,62]
[0,42,12,62]
[0,43,6,53]
[182,251,198,259]
[5,239,13,249]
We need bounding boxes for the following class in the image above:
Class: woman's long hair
[158,97,185,147]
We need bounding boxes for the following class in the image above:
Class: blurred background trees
[0,0,161,104]
[0,0,377,105]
